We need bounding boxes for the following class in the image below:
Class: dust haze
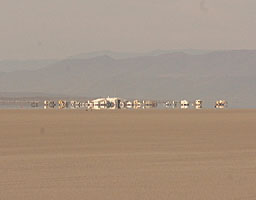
[0,0,255,60]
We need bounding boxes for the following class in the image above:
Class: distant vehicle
[172,101,178,108]
[44,100,56,108]
[133,100,141,109]
[31,101,39,108]
[58,100,68,109]
[165,101,172,107]
[126,101,133,108]
[195,99,203,109]
[215,100,228,109]
[180,100,189,109]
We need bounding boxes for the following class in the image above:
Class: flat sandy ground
[0,109,256,200]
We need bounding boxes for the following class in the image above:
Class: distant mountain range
[0,50,210,72]
[69,49,212,60]
[0,50,256,107]
[0,59,58,72]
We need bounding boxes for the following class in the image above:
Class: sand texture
[0,109,256,200]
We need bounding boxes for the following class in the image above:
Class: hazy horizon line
[1,48,256,61]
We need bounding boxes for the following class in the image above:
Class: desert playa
[1,109,256,200]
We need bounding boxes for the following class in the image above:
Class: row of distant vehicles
[165,99,228,109]
[31,98,228,110]
[42,98,158,110]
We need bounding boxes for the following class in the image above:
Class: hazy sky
[0,0,255,59]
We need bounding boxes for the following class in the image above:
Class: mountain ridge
[0,50,255,107]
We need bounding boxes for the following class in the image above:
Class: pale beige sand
[0,109,256,200]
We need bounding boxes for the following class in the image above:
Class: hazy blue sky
[0,0,255,59]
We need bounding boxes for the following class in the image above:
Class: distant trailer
[142,100,157,107]
[133,100,141,109]
[44,100,55,108]
[126,101,133,108]
[165,101,172,107]
[180,100,189,109]
[172,101,178,108]
[195,100,203,109]
[180,100,189,106]
[31,101,39,108]
[195,100,202,106]
[215,100,228,109]
[58,100,68,109]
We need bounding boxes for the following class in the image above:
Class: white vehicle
[44,100,55,108]
[126,101,133,108]
[215,100,228,109]
[133,100,141,109]
[180,100,189,106]
[195,99,202,106]
[165,101,172,107]
[195,100,203,109]
[172,101,178,108]
[180,100,189,109]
